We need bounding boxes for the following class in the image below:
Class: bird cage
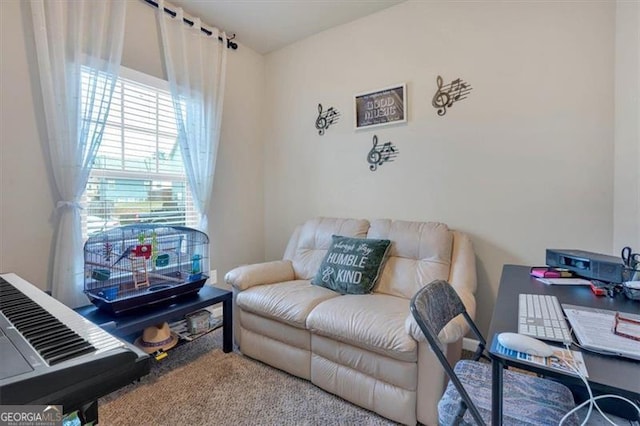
[84,224,209,315]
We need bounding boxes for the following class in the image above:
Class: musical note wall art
[367,135,399,172]
[315,103,340,135]
[431,75,472,116]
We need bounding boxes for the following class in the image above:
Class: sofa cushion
[367,220,453,299]
[307,294,417,362]
[236,280,339,328]
[311,235,391,295]
[290,217,370,280]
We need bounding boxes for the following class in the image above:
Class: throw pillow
[311,235,391,294]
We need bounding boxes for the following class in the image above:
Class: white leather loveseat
[225,217,477,425]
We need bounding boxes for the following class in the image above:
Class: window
[81,67,197,237]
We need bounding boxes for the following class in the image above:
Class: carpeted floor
[98,329,398,425]
[99,329,638,425]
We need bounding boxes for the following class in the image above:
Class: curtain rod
[144,0,238,50]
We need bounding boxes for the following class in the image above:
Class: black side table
[75,286,233,353]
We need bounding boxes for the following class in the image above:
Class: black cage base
[85,274,208,316]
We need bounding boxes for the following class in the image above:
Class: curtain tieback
[56,201,82,210]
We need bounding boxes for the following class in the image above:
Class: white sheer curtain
[156,0,227,233]
[30,0,126,307]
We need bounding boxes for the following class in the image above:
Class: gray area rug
[98,328,397,426]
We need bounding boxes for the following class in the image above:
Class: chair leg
[453,401,467,426]
[472,347,485,362]
[471,342,491,363]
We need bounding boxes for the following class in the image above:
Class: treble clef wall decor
[367,135,399,172]
[431,75,472,116]
[315,103,340,135]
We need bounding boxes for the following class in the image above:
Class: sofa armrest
[406,285,477,345]
[225,260,295,291]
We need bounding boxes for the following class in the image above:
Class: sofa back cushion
[287,217,370,280]
[367,219,453,299]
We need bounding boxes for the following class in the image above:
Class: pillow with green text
[311,235,391,294]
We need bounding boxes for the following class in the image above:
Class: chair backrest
[410,280,487,425]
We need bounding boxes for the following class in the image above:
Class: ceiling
[170,0,405,55]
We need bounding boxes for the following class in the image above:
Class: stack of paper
[536,278,592,286]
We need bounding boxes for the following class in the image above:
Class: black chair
[410,280,577,425]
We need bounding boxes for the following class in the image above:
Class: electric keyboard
[0,273,149,419]
[518,293,572,343]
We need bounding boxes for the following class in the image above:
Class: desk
[75,285,233,353]
[487,265,640,424]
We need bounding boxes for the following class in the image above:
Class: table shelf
[75,285,233,353]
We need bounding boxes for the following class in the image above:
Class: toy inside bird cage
[83,224,209,315]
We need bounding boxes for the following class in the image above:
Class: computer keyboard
[518,294,572,343]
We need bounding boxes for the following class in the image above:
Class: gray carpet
[98,329,398,425]
[99,331,638,425]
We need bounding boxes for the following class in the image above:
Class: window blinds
[81,68,197,237]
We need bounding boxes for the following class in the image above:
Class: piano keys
[0,273,149,421]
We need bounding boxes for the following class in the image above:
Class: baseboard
[462,337,479,352]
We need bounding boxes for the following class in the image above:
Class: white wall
[0,0,625,336]
[264,0,615,333]
[0,0,265,291]
[613,0,640,251]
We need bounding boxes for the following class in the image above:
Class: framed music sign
[354,83,407,130]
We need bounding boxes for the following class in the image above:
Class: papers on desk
[536,278,592,286]
[562,305,640,361]
[493,341,588,377]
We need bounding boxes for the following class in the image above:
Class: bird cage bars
[83,224,209,315]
